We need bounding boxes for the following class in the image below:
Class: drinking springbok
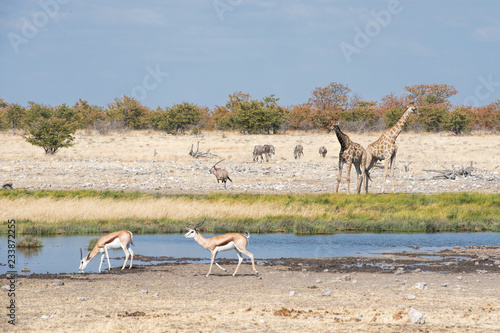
[79,230,134,273]
[184,221,258,277]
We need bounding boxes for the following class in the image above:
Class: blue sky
[1,0,499,109]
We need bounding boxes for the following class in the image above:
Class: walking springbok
[79,230,134,273]
[184,221,258,277]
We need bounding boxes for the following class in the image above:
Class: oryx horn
[213,159,225,167]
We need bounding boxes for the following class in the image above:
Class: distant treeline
[1,82,499,136]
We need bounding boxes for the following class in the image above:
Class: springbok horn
[194,221,204,229]
[80,248,83,260]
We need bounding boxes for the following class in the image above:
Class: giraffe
[364,103,419,193]
[331,121,367,194]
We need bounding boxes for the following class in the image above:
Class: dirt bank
[3,247,500,332]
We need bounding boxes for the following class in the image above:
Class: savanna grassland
[1,130,500,333]
[0,130,499,235]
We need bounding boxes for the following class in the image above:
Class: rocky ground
[0,131,499,194]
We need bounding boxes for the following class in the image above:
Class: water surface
[1,233,498,274]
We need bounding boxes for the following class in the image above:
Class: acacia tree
[403,84,458,132]
[404,84,458,105]
[6,103,26,135]
[72,99,104,129]
[287,103,313,130]
[24,103,77,154]
[308,82,351,129]
[107,96,150,130]
[222,92,287,134]
[152,102,205,134]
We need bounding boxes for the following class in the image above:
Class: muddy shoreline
[7,246,500,280]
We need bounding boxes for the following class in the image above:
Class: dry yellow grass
[2,129,499,166]
[0,197,318,222]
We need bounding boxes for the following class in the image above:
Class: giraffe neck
[385,107,411,143]
[334,126,352,150]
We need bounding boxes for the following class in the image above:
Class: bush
[18,236,43,248]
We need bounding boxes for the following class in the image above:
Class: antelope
[79,230,134,273]
[210,160,232,189]
[184,221,258,277]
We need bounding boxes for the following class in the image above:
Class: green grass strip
[1,190,499,235]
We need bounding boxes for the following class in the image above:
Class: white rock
[322,289,332,296]
[414,282,427,290]
[408,308,425,324]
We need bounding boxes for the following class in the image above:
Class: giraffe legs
[381,147,397,193]
[390,146,398,192]
[365,153,376,193]
[346,162,353,194]
[335,158,344,193]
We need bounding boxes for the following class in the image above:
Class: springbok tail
[244,231,250,239]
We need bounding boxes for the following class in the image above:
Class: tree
[340,100,377,124]
[72,99,104,129]
[261,95,288,134]
[220,92,287,134]
[445,106,473,134]
[404,84,458,105]
[308,82,351,129]
[212,105,233,131]
[472,100,500,130]
[6,103,26,135]
[107,96,150,130]
[418,105,449,132]
[308,82,351,111]
[152,102,205,134]
[287,103,313,130]
[24,103,76,154]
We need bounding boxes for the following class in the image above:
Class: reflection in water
[0,233,498,275]
[17,247,43,257]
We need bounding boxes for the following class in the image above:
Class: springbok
[184,221,258,277]
[79,230,134,273]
